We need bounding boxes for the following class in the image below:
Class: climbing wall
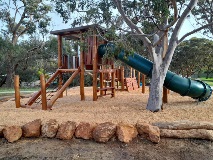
[125,77,138,91]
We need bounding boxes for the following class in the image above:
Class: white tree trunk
[147,61,167,112]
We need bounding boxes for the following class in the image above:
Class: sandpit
[0,86,213,126]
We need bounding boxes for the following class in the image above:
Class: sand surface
[0,86,213,126]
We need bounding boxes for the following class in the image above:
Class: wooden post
[80,33,85,100]
[47,68,80,108]
[142,74,146,93]
[163,86,168,103]
[130,67,132,78]
[120,66,124,91]
[100,66,104,96]
[111,64,115,97]
[133,69,135,78]
[137,71,140,88]
[40,74,47,110]
[58,35,63,98]
[92,34,98,101]
[14,75,20,108]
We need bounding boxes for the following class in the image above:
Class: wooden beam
[100,67,104,96]
[40,74,47,110]
[80,33,85,101]
[98,69,116,73]
[47,68,80,108]
[26,70,60,106]
[137,71,140,88]
[58,69,79,72]
[58,35,63,98]
[111,64,115,97]
[14,75,20,108]
[142,74,146,93]
[133,69,135,78]
[92,34,98,101]
[120,66,124,91]
[163,87,168,103]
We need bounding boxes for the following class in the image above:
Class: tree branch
[163,0,178,30]
[153,31,167,47]
[164,0,198,64]
[179,21,213,43]
[113,0,152,50]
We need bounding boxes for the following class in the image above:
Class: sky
[0,1,211,41]
[48,10,210,41]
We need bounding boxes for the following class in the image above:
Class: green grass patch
[199,78,213,86]
[0,87,39,92]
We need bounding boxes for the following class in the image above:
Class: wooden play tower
[14,24,167,110]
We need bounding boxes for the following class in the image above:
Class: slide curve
[98,44,212,101]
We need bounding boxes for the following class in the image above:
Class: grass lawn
[0,87,39,97]
[199,78,213,86]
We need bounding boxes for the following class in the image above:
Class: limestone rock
[93,122,116,143]
[22,119,41,138]
[153,121,213,130]
[56,121,76,140]
[137,122,160,143]
[42,119,59,138]
[75,122,96,140]
[160,129,213,141]
[116,123,138,143]
[3,126,22,143]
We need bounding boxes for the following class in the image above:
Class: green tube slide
[98,44,212,101]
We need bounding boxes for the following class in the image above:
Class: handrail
[47,67,81,109]
[26,69,60,106]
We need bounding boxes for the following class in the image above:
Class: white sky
[0,1,210,41]
[49,11,209,40]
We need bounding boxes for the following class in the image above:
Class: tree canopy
[170,38,213,78]
[0,0,52,87]
[51,0,213,112]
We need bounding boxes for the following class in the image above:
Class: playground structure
[15,24,147,110]
[14,24,212,110]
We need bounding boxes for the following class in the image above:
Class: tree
[170,38,211,77]
[52,0,213,112]
[0,0,52,87]
[192,0,213,38]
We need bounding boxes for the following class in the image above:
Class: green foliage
[170,38,213,77]
[192,0,213,37]
[0,0,52,42]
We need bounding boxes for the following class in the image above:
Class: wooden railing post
[92,34,98,101]
[80,33,85,101]
[111,64,115,97]
[142,74,146,93]
[14,75,20,108]
[58,35,63,98]
[137,71,140,88]
[40,74,47,110]
[163,87,168,103]
[120,66,124,91]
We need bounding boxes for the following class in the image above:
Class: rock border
[1,120,213,143]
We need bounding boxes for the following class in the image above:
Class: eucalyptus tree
[52,0,213,112]
[0,0,52,87]
[170,38,212,77]
[192,0,213,38]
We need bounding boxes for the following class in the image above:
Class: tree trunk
[206,72,209,79]
[147,62,166,112]
[5,67,14,88]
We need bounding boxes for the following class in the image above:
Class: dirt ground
[0,137,212,160]
[0,86,213,159]
[0,86,213,126]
